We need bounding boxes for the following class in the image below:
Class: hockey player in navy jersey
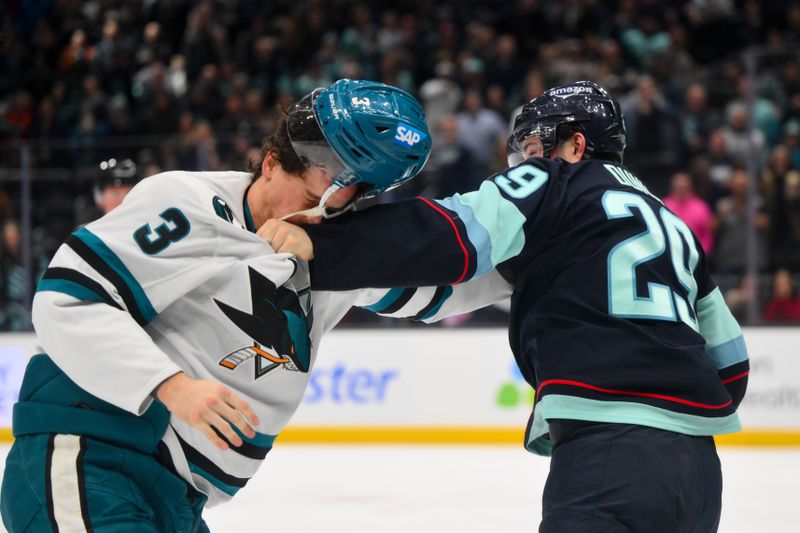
[263,81,749,532]
[0,80,512,532]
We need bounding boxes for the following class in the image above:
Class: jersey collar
[243,185,257,233]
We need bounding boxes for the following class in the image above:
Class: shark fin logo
[212,196,235,224]
[215,267,312,378]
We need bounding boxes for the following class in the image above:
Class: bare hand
[156,372,260,450]
[258,219,314,260]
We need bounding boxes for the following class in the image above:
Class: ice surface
[0,445,797,532]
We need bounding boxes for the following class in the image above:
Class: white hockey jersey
[32,170,511,506]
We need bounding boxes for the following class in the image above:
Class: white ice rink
[1,444,797,532]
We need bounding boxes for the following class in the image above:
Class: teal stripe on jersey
[73,227,157,322]
[36,279,105,303]
[242,189,256,233]
[706,335,748,369]
[435,197,493,277]
[362,288,405,312]
[452,181,526,269]
[232,427,277,448]
[188,464,241,497]
[420,286,454,320]
[525,394,742,457]
[697,287,742,348]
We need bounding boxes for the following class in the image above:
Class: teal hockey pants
[1,433,209,532]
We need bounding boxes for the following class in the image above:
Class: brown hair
[249,108,306,181]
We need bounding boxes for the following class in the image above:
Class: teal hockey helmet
[286,79,432,213]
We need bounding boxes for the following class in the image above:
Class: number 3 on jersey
[133,208,191,255]
[602,191,699,330]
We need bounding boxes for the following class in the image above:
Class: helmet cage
[286,89,356,187]
[507,115,589,166]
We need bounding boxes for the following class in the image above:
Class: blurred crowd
[2,0,800,329]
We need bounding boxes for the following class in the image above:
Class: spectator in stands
[0,220,47,331]
[707,128,736,188]
[721,103,766,169]
[428,114,481,198]
[419,61,463,134]
[723,273,758,323]
[181,1,226,80]
[540,39,595,85]
[192,120,223,171]
[485,84,509,117]
[58,29,90,78]
[1,90,34,142]
[679,82,720,159]
[763,269,800,322]
[0,220,28,331]
[762,144,800,270]
[486,34,524,96]
[688,154,728,210]
[93,17,124,72]
[783,120,800,171]
[135,22,172,70]
[217,94,246,160]
[727,77,781,147]
[1,0,799,331]
[620,75,676,161]
[620,10,671,69]
[456,88,506,175]
[664,171,715,253]
[713,166,770,273]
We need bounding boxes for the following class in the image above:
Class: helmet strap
[278,183,356,221]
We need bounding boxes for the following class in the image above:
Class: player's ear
[573,132,587,160]
[262,151,279,180]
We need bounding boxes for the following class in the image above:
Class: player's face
[518,131,585,163]
[98,184,134,214]
[521,136,545,159]
[270,164,358,225]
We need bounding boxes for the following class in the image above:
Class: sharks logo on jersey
[215,267,312,379]
[212,196,235,224]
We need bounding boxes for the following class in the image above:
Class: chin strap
[279,183,356,221]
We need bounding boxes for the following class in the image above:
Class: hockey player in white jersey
[1,80,512,532]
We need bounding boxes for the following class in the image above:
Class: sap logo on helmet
[394,122,427,148]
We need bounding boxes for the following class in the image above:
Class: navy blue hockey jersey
[305,158,749,455]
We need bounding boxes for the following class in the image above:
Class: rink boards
[0,328,798,446]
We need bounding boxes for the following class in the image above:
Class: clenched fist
[258,219,315,260]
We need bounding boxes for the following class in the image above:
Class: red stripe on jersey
[416,197,470,284]
[722,371,749,384]
[538,378,734,410]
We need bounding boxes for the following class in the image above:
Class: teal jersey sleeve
[693,241,749,408]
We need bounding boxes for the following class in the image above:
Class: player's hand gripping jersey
[305,158,749,454]
[24,171,510,506]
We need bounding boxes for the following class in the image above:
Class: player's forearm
[305,199,479,290]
